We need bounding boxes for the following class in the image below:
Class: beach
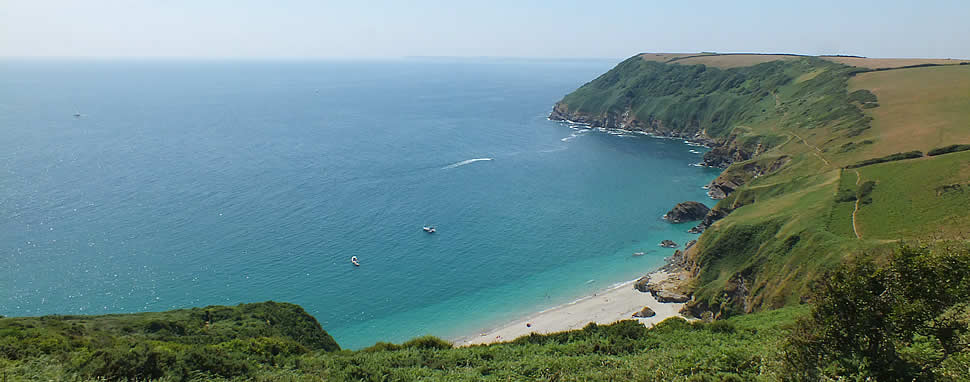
[453,269,688,346]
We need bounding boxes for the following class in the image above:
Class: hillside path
[851,169,862,239]
[790,132,831,166]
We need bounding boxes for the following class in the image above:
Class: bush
[784,243,970,380]
[400,336,452,350]
[835,188,857,202]
[927,144,970,156]
[846,150,923,168]
[847,89,877,104]
[856,180,876,205]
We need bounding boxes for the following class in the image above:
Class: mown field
[822,56,970,69]
[670,54,802,69]
[848,64,970,156]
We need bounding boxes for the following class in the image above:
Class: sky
[1,0,968,59]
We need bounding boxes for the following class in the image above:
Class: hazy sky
[1,0,967,59]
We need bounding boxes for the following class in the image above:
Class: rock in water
[662,201,710,223]
[632,306,656,318]
[659,240,678,248]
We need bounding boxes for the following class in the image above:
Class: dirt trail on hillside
[851,169,862,239]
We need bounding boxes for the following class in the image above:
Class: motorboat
[351,256,360,266]
[423,226,436,233]
[633,252,645,257]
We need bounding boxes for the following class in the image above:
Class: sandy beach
[453,270,688,346]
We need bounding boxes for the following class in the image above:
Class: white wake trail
[442,157,493,169]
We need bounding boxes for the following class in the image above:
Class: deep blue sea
[0,58,719,349]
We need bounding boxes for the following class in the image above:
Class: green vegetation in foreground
[0,302,338,381]
[787,242,970,380]
[0,301,808,381]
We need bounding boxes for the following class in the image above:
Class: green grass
[826,170,858,237]
[856,150,970,238]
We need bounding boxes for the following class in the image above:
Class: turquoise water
[0,58,719,349]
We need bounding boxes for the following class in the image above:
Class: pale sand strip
[453,271,687,346]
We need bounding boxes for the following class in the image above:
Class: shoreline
[452,267,689,347]
[449,119,712,347]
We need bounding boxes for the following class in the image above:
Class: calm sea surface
[0,58,719,349]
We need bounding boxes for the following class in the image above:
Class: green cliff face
[550,55,872,144]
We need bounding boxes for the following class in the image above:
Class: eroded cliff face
[549,102,715,144]
[706,156,792,199]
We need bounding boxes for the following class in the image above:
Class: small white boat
[423,226,436,233]
[351,256,360,266]
[633,252,645,257]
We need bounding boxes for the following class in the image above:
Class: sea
[0,58,720,349]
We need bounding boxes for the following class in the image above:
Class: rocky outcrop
[663,249,688,271]
[684,270,755,319]
[632,306,656,318]
[688,208,729,234]
[634,275,651,293]
[659,240,678,248]
[634,249,691,298]
[549,103,716,146]
[701,144,753,169]
[704,155,792,200]
[654,291,690,303]
[706,178,742,200]
[663,201,710,223]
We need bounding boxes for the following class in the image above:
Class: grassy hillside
[0,302,338,380]
[552,53,970,319]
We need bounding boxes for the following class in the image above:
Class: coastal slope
[551,53,970,318]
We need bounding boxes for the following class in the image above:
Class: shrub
[400,336,452,350]
[927,144,970,156]
[784,243,970,380]
[845,150,923,169]
[835,188,857,202]
[856,180,876,205]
